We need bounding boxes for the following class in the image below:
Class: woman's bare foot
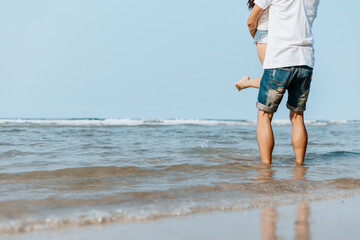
[235,76,250,91]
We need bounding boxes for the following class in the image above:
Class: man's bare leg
[289,111,308,164]
[257,110,274,164]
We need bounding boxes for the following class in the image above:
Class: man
[248,0,320,164]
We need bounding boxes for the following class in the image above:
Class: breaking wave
[0,118,358,127]
[0,178,358,236]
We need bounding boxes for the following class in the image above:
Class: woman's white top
[257,7,269,31]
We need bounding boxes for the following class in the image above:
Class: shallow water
[0,118,359,235]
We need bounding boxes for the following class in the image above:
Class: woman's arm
[247,5,264,38]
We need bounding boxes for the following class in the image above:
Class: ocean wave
[0,118,358,127]
[2,148,360,182]
[306,151,360,162]
[0,163,255,182]
[0,150,35,159]
[0,179,358,236]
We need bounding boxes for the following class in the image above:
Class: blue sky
[0,1,359,120]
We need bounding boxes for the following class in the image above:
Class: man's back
[254,0,320,69]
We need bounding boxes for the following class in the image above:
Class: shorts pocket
[268,69,292,92]
[302,71,313,91]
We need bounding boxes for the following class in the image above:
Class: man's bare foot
[235,76,250,91]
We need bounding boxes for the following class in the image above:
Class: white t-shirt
[254,0,320,69]
[257,7,269,31]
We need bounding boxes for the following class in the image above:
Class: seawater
[0,118,359,235]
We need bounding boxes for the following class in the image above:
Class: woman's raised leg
[256,43,267,65]
[235,43,267,91]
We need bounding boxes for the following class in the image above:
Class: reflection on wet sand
[260,203,311,240]
[256,164,275,182]
[258,164,311,240]
[292,165,308,181]
[261,207,277,240]
[295,203,310,240]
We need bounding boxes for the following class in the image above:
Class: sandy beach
[3,193,360,240]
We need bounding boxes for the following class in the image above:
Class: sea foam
[0,118,357,127]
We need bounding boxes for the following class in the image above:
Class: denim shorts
[254,30,268,44]
[256,66,313,113]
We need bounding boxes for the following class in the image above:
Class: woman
[234,0,268,91]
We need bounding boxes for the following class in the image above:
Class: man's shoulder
[269,0,319,15]
[270,0,319,7]
[254,0,272,10]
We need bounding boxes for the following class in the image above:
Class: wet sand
[3,194,360,240]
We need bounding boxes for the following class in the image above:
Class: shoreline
[3,193,360,240]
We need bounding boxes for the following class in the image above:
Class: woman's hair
[247,0,255,10]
